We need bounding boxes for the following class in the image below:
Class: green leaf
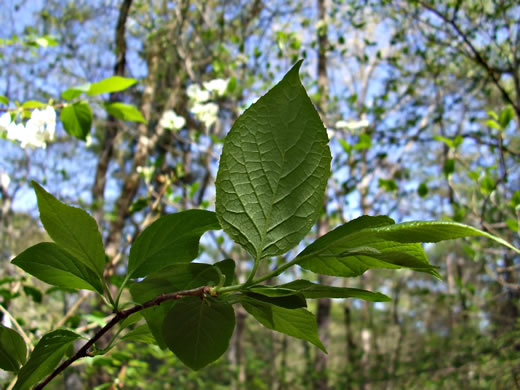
[278,280,391,302]
[0,95,8,105]
[443,159,455,176]
[32,181,106,276]
[417,182,428,198]
[61,84,90,101]
[122,324,156,344]
[361,220,519,254]
[11,242,104,294]
[244,290,307,309]
[104,102,146,123]
[14,329,81,390]
[128,210,220,278]
[215,60,331,260]
[433,135,454,148]
[214,259,236,286]
[499,105,514,128]
[297,216,439,278]
[130,262,224,348]
[60,102,93,141]
[240,296,326,352]
[87,76,137,96]
[163,296,235,370]
[21,101,46,109]
[0,324,26,372]
[485,119,502,131]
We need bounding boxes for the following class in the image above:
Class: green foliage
[11,243,104,294]
[86,76,137,96]
[163,296,235,371]
[13,330,81,390]
[5,62,519,388]
[215,60,331,261]
[31,181,106,277]
[240,296,326,353]
[127,210,220,279]
[60,102,92,140]
[0,325,26,372]
[104,102,146,123]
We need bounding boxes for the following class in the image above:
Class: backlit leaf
[215,60,331,260]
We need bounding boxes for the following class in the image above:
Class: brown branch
[34,285,211,390]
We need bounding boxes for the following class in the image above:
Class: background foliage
[0,0,519,389]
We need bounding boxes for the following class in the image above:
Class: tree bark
[312,1,331,389]
[92,0,133,224]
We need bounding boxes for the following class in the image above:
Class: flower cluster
[188,78,228,129]
[0,106,56,149]
[160,110,186,131]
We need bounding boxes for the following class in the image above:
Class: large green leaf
[13,329,81,390]
[32,182,106,276]
[87,76,137,96]
[240,296,326,352]
[11,242,104,294]
[130,261,229,348]
[297,216,439,278]
[278,280,391,302]
[364,220,519,253]
[0,324,26,372]
[128,210,221,278]
[60,102,92,141]
[104,102,146,123]
[163,296,235,370]
[215,60,331,260]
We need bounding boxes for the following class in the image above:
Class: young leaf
[87,76,137,96]
[13,329,81,390]
[121,324,156,344]
[0,324,26,372]
[130,262,225,348]
[32,182,106,276]
[0,95,9,105]
[297,216,438,278]
[214,259,236,287]
[128,210,221,278]
[240,296,326,352]
[60,102,92,141]
[61,84,90,101]
[11,242,104,294]
[215,60,331,260]
[21,101,46,109]
[162,296,235,370]
[278,280,391,302]
[104,102,146,123]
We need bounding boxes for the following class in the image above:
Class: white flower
[186,84,210,103]
[5,106,56,149]
[0,172,10,190]
[203,79,229,97]
[190,102,218,128]
[136,165,155,184]
[160,110,186,131]
[335,119,369,131]
[0,112,11,132]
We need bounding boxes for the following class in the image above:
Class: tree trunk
[312,1,331,389]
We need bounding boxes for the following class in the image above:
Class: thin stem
[244,258,260,286]
[34,285,211,390]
